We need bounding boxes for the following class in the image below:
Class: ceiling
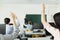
[0,0,60,4]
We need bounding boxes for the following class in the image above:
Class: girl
[41,3,60,40]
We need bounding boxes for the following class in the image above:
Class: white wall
[0,4,60,29]
[0,0,60,4]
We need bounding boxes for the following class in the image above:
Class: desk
[19,29,45,35]
[25,31,45,35]
[28,36,51,40]
[19,29,46,38]
[26,31,45,37]
[25,29,45,35]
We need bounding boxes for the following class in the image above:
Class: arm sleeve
[16,19,20,27]
[14,19,20,32]
[43,22,58,36]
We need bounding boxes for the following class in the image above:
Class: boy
[4,18,13,34]
[0,12,20,40]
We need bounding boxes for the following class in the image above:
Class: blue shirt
[6,24,13,34]
[0,19,20,40]
[25,24,32,30]
[6,19,20,34]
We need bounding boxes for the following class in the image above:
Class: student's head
[4,18,10,24]
[53,12,60,29]
[28,20,32,25]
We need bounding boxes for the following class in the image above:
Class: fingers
[41,3,45,13]
[9,12,16,19]
[41,3,45,10]
[10,11,17,20]
[10,12,15,16]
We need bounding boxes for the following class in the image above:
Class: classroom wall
[0,4,60,29]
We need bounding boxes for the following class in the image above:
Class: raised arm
[3,12,20,40]
[10,12,17,27]
[41,3,58,36]
[41,3,47,24]
[10,12,20,33]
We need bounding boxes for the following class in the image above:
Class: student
[41,3,60,40]
[4,18,13,34]
[24,20,33,30]
[0,12,20,40]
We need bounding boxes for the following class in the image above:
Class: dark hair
[4,18,10,24]
[53,12,60,29]
[28,20,32,25]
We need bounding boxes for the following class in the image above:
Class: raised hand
[10,12,17,20]
[10,12,17,27]
[41,3,46,24]
[41,3,45,13]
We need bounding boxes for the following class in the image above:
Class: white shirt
[44,22,60,40]
[0,19,20,40]
[6,24,13,34]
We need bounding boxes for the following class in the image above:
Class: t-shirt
[6,24,13,34]
[44,22,60,40]
[0,19,20,40]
